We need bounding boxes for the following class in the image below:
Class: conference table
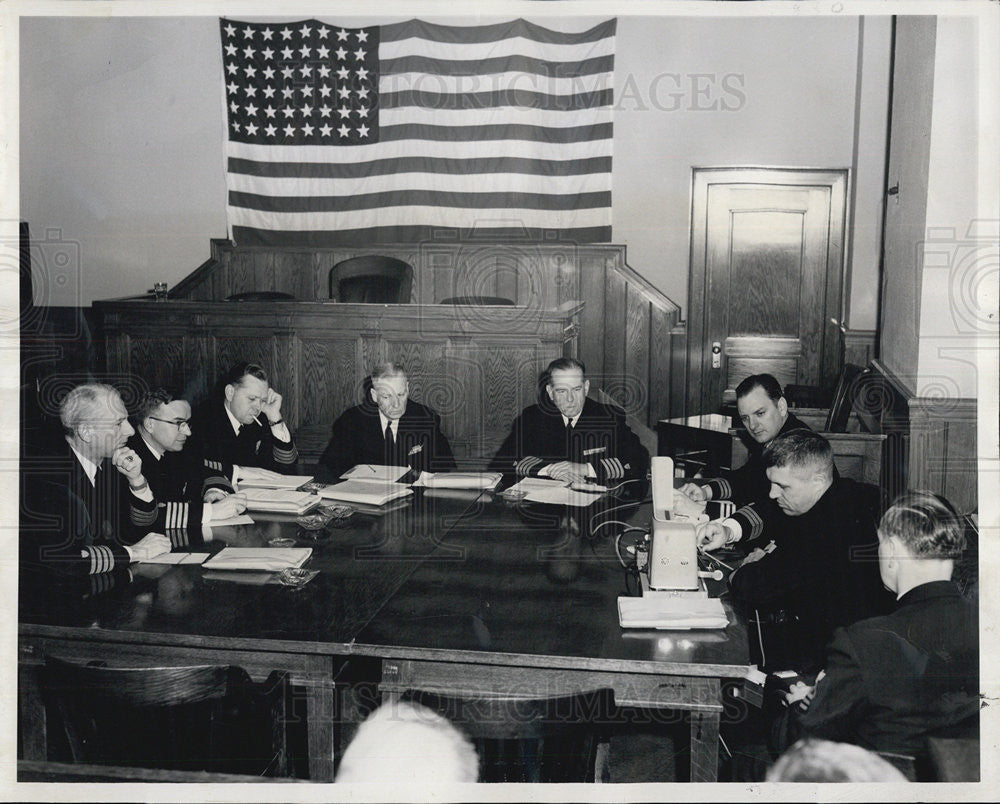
[18,485,752,783]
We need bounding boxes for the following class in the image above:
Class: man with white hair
[20,383,170,574]
[336,700,479,783]
[319,362,456,481]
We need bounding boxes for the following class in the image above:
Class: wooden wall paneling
[439,340,486,462]
[603,265,626,395]
[623,284,651,424]
[669,325,687,421]
[427,245,456,303]
[270,330,298,429]
[552,248,579,309]
[381,338,449,414]
[908,398,978,514]
[227,250,256,298]
[268,251,309,299]
[842,329,877,368]
[212,335,275,390]
[359,332,387,377]
[494,250,519,303]
[183,329,213,405]
[577,252,606,380]
[648,307,673,428]
[251,251,277,294]
[298,337,360,428]
[210,258,230,302]
[127,332,186,399]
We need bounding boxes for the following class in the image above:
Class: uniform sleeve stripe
[85,545,115,574]
[735,505,764,541]
[203,476,234,494]
[273,445,298,464]
[165,502,189,530]
[515,456,543,476]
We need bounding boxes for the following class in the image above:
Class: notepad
[341,464,411,482]
[412,471,502,490]
[240,488,320,515]
[617,595,729,629]
[318,479,414,506]
[202,547,312,571]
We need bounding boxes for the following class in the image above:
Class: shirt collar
[896,580,961,607]
[562,413,581,428]
[223,401,243,436]
[139,431,164,461]
[379,411,400,435]
[69,444,101,486]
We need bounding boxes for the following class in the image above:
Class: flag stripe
[379,106,613,128]
[380,53,614,78]
[229,204,611,231]
[380,87,612,111]
[230,189,611,213]
[380,71,611,97]
[228,154,612,179]
[380,18,617,46]
[227,137,610,163]
[228,171,611,196]
[233,224,612,247]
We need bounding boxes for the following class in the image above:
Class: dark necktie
[385,422,395,458]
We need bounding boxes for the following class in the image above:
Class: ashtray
[296,512,331,531]
[268,536,297,547]
[319,503,355,527]
[500,487,527,501]
[275,567,318,589]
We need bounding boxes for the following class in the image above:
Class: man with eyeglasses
[128,389,247,538]
[319,362,456,481]
[489,357,649,492]
[20,383,171,575]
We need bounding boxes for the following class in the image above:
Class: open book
[412,471,502,490]
[318,479,414,506]
[203,547,312,571]
[236,467,313,489]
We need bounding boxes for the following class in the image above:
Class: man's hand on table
[124,533,172,563]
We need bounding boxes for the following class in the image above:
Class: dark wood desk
[657,414,738,475]
[19,490,751,783]
[353,493,751,782]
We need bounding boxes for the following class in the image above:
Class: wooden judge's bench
[94,239,680,464]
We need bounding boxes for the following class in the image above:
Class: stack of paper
[236,468,313,489]
[413,472,502,490]
[203,547,312,571]
[319,479,414,506]
[341,464,411,482]
[240,488,320,515]
[617,595,729,629]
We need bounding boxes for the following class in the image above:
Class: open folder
[240,488,320,515]
[412,471,502,490]
[202,547,312,571]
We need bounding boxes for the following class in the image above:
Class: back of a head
[767,738,909,782]
[763,430,834,478]
[336,700,478,784]
[735,372,783,402]
[879,490,966,559]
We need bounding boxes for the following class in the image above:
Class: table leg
[305,679,336,781]
[689,709,721,782]
[18,664,47,761]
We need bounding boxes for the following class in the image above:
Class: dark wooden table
[657,414,740,476]
[19,488,751,782]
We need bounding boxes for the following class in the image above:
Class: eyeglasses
[148,416,191,430]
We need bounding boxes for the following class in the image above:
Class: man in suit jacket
[489,357,649,491]
[128,389,246,545]
[685,374,811,549]
[790,491,979,757]
[190,361,299,479]
[319,362,456,481]
[20,383,170,575]
[721,431,892,673]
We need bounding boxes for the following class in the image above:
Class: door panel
[688,169,847,413]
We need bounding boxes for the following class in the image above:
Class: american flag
[220,17,615,246]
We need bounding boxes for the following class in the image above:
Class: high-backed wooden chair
[40,657,291,777]
[329,256,413,303]
[402,688,616,783]
[730,431,886,485]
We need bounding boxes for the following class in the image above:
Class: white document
[235,470,313,489]
[505,477,568,494]
[412,471,503,490]
[207,514,255,527]
[202,547,312,571]
[140,552,210,565]
[240,488,320,514]
[617,595,729,629]
[524,485,604,507]
[319,479,414,506]
[341,464,411,482]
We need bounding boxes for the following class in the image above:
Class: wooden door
[687,168,847,413]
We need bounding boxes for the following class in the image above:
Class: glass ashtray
[268,536,297,547]
[500,487,527,501]
[275,567,318,589]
